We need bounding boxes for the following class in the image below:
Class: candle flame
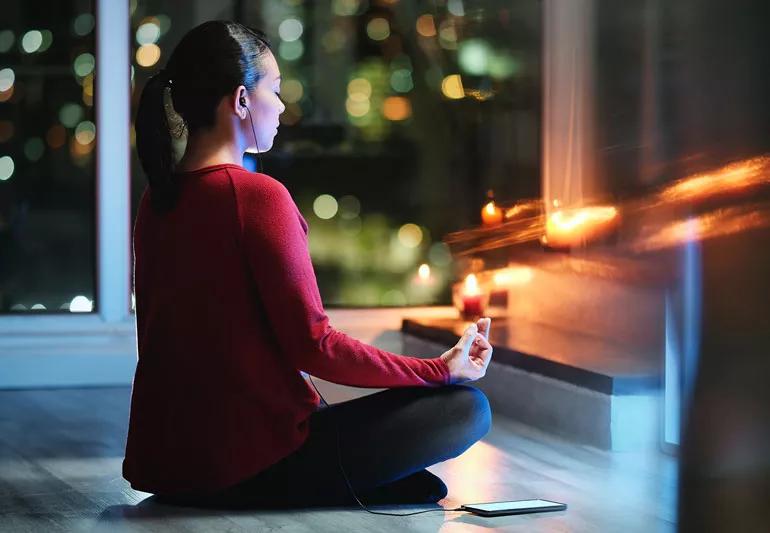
[484,201,497,215]
[464,273,480,295]
[547,206,618,233]
[418,263,431,280]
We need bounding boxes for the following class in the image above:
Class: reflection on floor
[0,328,677,532]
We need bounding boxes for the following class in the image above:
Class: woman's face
[240,51,285,153]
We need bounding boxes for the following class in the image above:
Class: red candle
[460,273,485,319]
[461,294,483,319]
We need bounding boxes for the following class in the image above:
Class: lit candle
[460,273,484,319]
[544,205,619,248]
[416,263,433,285]
[481,200,504,226]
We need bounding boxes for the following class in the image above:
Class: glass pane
[0,2,97,314]
[129,1,540,307]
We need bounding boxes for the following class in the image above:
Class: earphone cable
[306,376,464,517]
[244,106,264,174]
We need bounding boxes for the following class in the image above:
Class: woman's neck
[176,127,244,172]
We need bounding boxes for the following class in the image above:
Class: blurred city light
[398,223,423,248]
[382,96,411,121]
[313,194,339,219]
[278,18,303,42]
[366,18,390,41]
[136,43,161,67]
[441,74,465,99]
[0,155,14,181]
[415,14,436,37]
[21,30,43,53]
[0,68,14,92]
[73,14,95,36]
[136,21,161,45]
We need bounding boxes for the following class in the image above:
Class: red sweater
[123,163,450,495]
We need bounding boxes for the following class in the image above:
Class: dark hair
[135,21,272,213]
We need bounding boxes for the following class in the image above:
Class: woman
[124,20,494,509]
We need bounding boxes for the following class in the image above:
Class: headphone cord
[306,375,465,517]
[244,105,264,174]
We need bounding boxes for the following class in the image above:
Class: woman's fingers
[457,323,478,357]
[476,317,491,340]
[470,335,493,368]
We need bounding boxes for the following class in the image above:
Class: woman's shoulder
[224,166,297,214]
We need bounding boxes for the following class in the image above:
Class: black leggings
[162,384,491,509]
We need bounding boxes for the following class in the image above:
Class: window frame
[0,0,135,388]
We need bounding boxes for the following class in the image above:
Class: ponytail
[135,69,177,213]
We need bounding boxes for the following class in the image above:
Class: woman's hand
[440,317,493,384]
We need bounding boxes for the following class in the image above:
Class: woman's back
[126,163,320,495]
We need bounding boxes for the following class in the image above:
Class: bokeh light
[73,14,95,36]
[75,121,96,145]
[69,296,93,313]
[0,30,14,53]
[73,53,95,77]
[438,21,457,49]
[21,30,43,53]
[278,18,304,42]
[346,97,370,117]
[332,0,361,16]
[321,27,347,53]
[448,0,465,16]
[441,74,465,99]
[24,138,45,161]
[366,18,390,41]
[280,79,304,103]
[0,68,14,92]
[136,21,161,45]
[398,223,423,248]
[313,194,339,219]
[416,14,436,37]
[279,40,304,61]
[458,39,492,76]
[59,103,84,128]
[136,43,161,67]
[382,96,411,121]
[348,78,372,99]
[0,155,14,181]
[390,69,413,93]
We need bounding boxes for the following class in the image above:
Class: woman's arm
[230,171,451,388]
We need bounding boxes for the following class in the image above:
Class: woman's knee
[443,385,492,443]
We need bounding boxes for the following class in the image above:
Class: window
[128,1,540,308]
[0,1,97,314]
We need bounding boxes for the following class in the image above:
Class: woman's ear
[232,85,247,119]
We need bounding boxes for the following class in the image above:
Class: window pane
[0,2,97,314]
[129,1,540,307]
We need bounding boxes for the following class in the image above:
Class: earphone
[239,94,264,174]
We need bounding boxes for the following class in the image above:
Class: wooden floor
[0,383,677,532]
